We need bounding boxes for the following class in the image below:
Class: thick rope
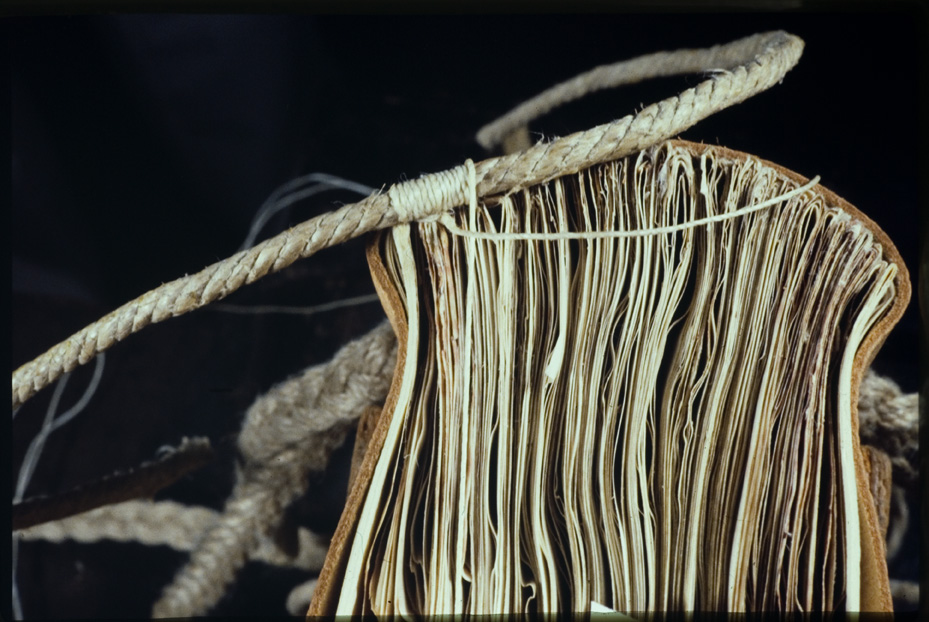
[856,368,918,576]
[287,578,319,616]
[14,499,331,571]
[15,358,916,610]
[151,321,397,618]
[857,368,919,483]
[11,30,802,410]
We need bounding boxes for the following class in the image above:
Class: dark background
[9,8,925,618]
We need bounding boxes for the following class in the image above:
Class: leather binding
[309,140,909,616]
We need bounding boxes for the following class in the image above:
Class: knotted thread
[12,30,803,409]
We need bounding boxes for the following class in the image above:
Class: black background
[9,7,925,618]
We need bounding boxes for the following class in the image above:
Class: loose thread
[240,173,375,251]
[208,293,381,317]
[439,174,821,242]
[12,352,106,620]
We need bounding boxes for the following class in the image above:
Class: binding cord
[440,159,821,241]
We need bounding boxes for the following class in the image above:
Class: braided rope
[11,30,802,410]
[475,31,794,151]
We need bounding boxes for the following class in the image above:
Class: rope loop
[12,31,805,409]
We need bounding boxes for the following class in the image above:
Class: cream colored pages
[336,224,421,616]
[337,142,898,616]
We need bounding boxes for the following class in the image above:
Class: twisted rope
[14,499,331,571]
[11,30,802,410]
[857,368,919,577]
[858,368,919,482]
[151,321,397,618]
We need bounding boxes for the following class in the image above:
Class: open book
[309,140,909,616]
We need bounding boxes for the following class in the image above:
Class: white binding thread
[439,173,821,241]
[388,164,473,223]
